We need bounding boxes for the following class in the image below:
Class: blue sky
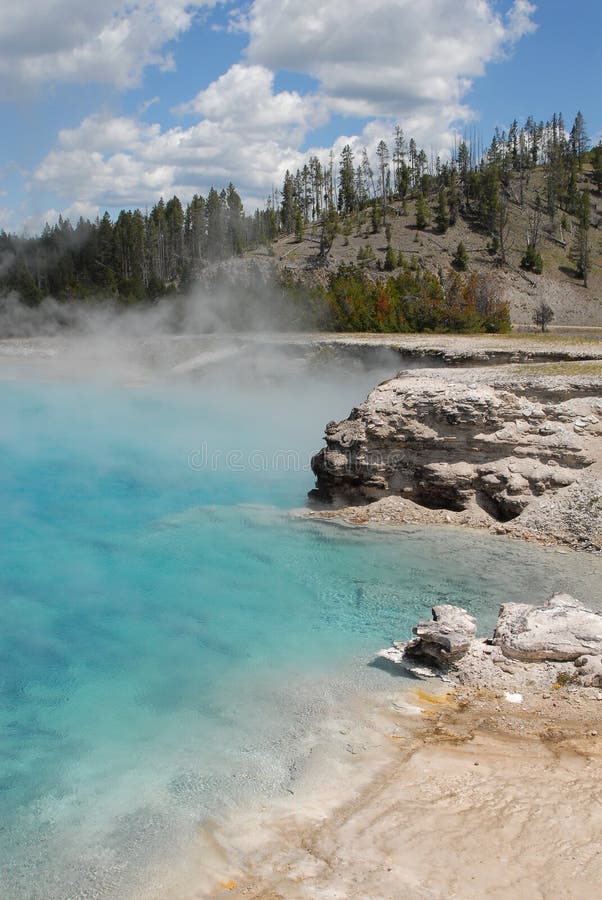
[1,1,600,233]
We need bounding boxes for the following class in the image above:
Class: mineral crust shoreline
[309,363,602,552]
[150,594,602,898]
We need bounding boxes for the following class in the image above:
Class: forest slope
[248,162,602,329]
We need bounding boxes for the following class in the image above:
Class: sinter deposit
[311,369,602,551]
[379,593,602,690]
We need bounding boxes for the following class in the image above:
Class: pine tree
[184,194,206,263]
[521,244,543,274]
[452,241,469,271]
[447,169,460,225]
[95,211,117,291]
[371,201,381,234]
[570,111,589,167]
[318,208,339,264]
[376,140,390,226]
[165,196,184,280]
[591,144,602,193]
[280,171,296,234]
[338,145,356,215]
[226,183,244,255]
[361,148,376,199]
[435,188,450,233]
[309,156,324,220]
[415,193,429,230]
[294,207,304,243]
[206,188,225,261]
[392,125,408,200]
[384,245,396,271]
[457,141,471,206]
[569,190,591,286]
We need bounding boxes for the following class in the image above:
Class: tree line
[1,109,599,330]
[278,110,599,283]
[0,185,278,305]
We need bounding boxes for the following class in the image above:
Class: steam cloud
[0,260,324,341]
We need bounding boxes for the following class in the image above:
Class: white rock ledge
[378,593,602,690]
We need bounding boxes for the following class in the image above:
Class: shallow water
[1,365,601,898]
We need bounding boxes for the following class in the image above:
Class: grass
[510,361,602,377]
[318,331,602,346]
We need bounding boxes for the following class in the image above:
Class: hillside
[2,115,601,335]
[248,163,602,330]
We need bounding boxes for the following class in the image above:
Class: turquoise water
[1,368,602,898]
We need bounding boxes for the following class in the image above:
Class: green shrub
[384,246,397,271]
[452,241,469,271]
[521,244,543,274]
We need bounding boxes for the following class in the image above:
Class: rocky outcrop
[508,472,602,551]
[403,605,477,666]
[493,593,602,662]
[311,373,602,523]
[575,654,602,687]
[378,595,602,689]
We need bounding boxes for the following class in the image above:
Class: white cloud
[505,0,538,42]
[0,1,217,97]
[177,63,327,144]
[245,0,537,123]
[26,1,537,222]
[30,68,324,212]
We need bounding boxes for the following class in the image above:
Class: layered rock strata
[311,373,602,524]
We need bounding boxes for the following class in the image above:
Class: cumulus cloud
[0,1,217,97]
[26,1,537,223]
[245,0,536,121]
[30,68,323,212]
[177,63,327,143]
[33,127,178,210]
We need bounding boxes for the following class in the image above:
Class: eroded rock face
[493,594,602,662]
[311,375,600,520]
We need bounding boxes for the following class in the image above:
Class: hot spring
[1,338,601,898]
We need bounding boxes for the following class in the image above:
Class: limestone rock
[493,594,602,662]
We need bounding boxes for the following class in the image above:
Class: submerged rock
[493,593,602,662]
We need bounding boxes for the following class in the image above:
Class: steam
[0,290,174,339]
[0,257,413,393]
[0,251,16,277]
[0,259,324,341]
